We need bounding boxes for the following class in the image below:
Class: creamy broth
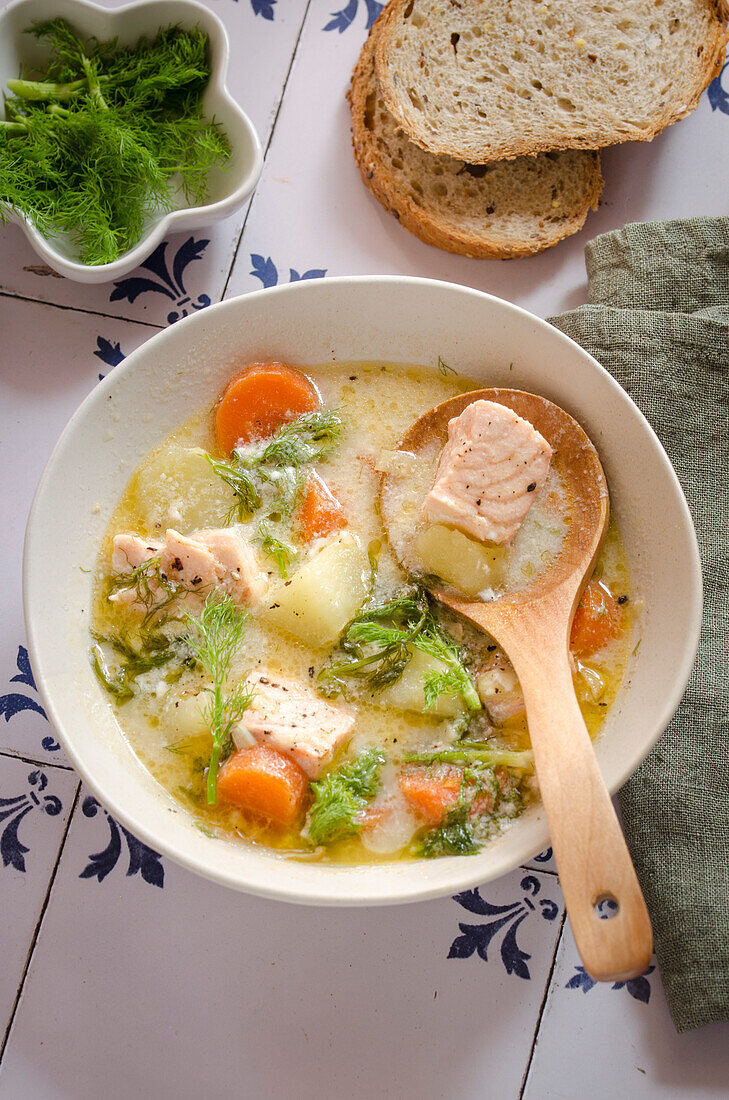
[91,361,636,862]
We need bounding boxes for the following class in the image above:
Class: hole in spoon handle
[559,849,653,983]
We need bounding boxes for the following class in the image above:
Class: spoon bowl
[381,388,653,982]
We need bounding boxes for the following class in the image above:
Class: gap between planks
[0,747,74,772]
[0,288,163,330]
[519,910,567,1098]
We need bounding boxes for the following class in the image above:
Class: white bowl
[0,0,262,282]
[24,277,702,904]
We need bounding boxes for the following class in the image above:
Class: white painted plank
[1,801,563,1099]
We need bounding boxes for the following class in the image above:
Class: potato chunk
[414,524,506,596]
[375,648,463,718]
[266,533,370,647]
[164,690,208,738]
[132,446,238,534]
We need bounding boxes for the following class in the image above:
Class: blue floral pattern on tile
[0,645,59,751]
[532,847,553,863]
[250,0,277,18]
[250,253,327,288]
[0,770,62,873]
[110,237,211,324]
[79,796,164,888]
[324,0,383,32]
[449,875,559,979]
[94,336,126,381]
[566,964,655,1004]
[708,61,729,113]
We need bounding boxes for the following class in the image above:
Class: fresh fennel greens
[183,596,253,805]
[405,744,534,772]
[91,630,176,702]
[207,409,343,523]
[318,587,481,711]
[418,803,480,858]
[0,20,230,264]
[105,554,188,628]
[305,749,386,846]
[256,522,298,578]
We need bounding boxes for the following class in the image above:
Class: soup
[90,360,636,862]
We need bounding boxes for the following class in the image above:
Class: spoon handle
[510,637,653,982]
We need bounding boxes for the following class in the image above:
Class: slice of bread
[348,26,603,259]
[375,0,729,162]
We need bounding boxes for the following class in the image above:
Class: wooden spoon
[380,388,653,982]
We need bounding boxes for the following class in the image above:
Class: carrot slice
[570,580,622,657]
[215,362,320,453]
[217,743,309,825]
[299,471,348,541]
[399,766,495,825]
[399,768,461,825]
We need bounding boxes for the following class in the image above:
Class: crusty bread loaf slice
[375,0,728,163]
[348,26,603,259]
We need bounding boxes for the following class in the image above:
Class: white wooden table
[1,3,727,1096]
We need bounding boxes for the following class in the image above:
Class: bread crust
[374,0,729,163]
[349,22,603,259]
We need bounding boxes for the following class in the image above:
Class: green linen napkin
[550,216,729,1033]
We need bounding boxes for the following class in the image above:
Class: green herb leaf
[305,748,385,846]
[205,453,261,519]
[91,643,134,701]
[106,554,188,627]
[207,409,343,522]
[183,595,252,804]
[257,409,343,468]
[0,21,230,265]
[256,522,298,578]
[90,627,180,703]
[319,586,480,710]
[418,803,480,857]
[405,744,534,771]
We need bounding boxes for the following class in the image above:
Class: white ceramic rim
[0,0,263,282]
[23,276,703,904]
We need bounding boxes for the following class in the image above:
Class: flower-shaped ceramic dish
[24,277,702,905]
[0,0,262,282]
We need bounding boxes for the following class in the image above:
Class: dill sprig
[207,409,343,522]
[90,627,187,703]
[256,522,298,578]
[319,587,481,711]
[418,804,480,857]
[256,409,343,468]
[205,454,261,518]
[319,590,428,692]
[0,20,230,265]
[106,554,186,627]
[183,596,253,804]
[305,749,385,846]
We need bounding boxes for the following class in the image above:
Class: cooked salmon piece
[476,652,526,725]
[109,528,267,610]
[163,530,220,591]
[424,400,552,544]
[195,527,268,605]
[111,533,163,574]
[233,670,355,778]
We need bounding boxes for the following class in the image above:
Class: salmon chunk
[424,400,552,544]
[234,671,355,778]
[110,528,267,609]
[195,528,268,605]
[476,652,526,725]
[111,533,163,574]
